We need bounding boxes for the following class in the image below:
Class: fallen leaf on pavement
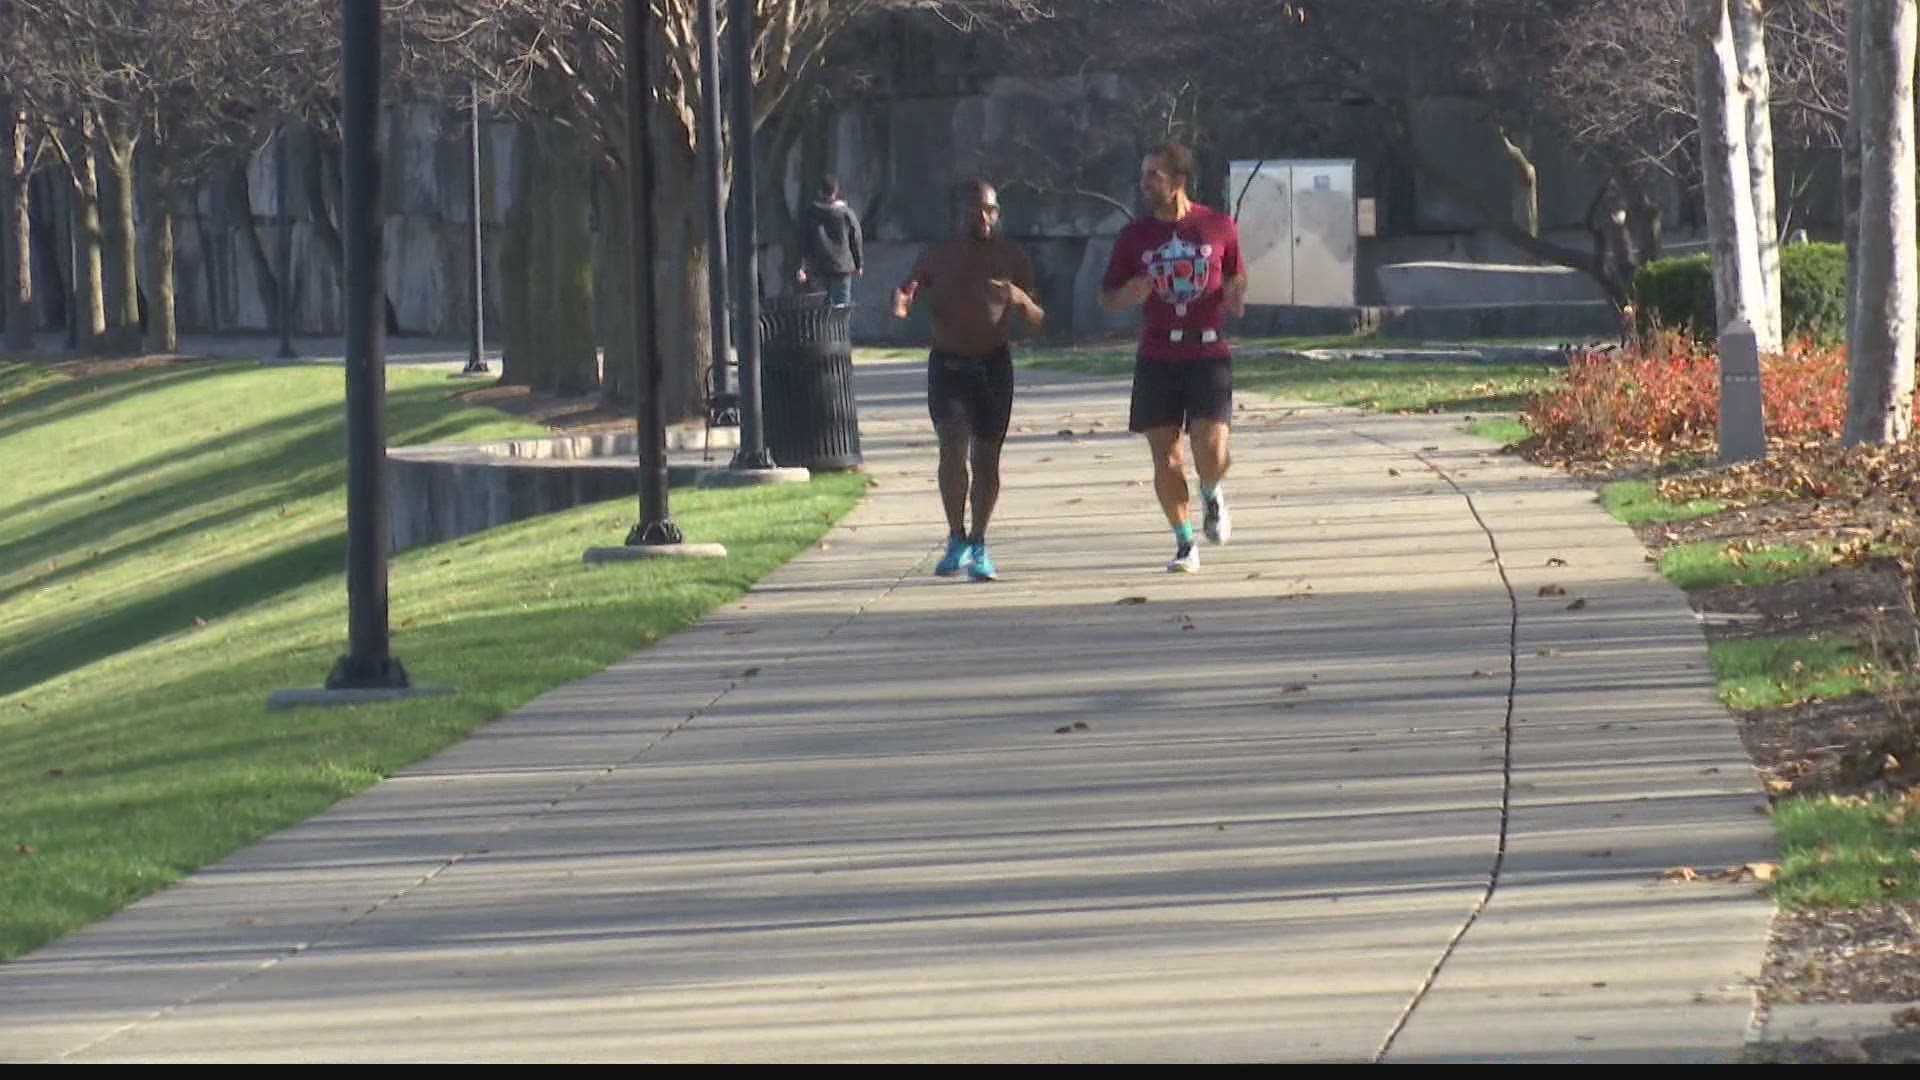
[1282,684,1309,694]
[1537,647,1560,657]
[1388,468,1401,477]
[1567,597,1588,610]
[1538,584,1566,597]
[741,667,761,678]
[1546,557,1568,567]
[1661,867,1702,883]
[1115,596,1148,605]
[1470,669,1496,679]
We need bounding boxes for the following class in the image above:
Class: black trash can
[758,294,863,471]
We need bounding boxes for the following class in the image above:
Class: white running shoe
[1203,493,1231,545]
[1167,541,1200,573]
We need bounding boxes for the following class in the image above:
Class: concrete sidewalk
[0,359,1775,1062]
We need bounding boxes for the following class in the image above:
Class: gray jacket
[801,198,864,276]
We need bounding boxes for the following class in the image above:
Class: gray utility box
[1226,159,1358,307]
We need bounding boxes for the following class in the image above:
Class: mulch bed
[448,381,633,435]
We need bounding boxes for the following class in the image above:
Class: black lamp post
[697,0,732,414]
[584,0,729,563]
[463,81,489,376]
[726,0,773,471]
[271,0,454,708]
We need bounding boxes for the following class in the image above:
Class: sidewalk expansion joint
[1339,425,1520,1063]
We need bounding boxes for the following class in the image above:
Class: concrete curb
[387,433,730,554]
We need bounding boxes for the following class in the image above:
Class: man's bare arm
[990,279,1046,329]
[892,279,920,320]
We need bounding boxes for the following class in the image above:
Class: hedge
[1632,242,1846,345]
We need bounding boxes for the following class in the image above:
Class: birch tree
[1688,0,1772,346]
[1732,0,1783,347]
[1843,0,1917,445]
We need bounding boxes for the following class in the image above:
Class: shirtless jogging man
[1100,143,1248,573]
[894,180,1045,581]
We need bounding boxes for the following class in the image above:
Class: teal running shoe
[968,542,998,581]
[935,534,973,577]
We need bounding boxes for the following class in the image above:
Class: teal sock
[1201,482,1222,503]
[1174,522,1195,547]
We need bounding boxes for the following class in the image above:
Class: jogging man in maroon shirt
[1100,142,1249,573]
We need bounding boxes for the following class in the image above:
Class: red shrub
[1524,331,1872,461]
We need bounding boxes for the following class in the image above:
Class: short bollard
[1718,319,1766,465]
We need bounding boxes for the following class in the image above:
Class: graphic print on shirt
[1141,235,1214,317]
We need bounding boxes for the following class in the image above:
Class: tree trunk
[303,133,345,288]
[499,123,599,396]
[99,127,141,353]
[1498,128,1540,242]
[1844,0,1918,445]
[70,139,107,348]
[193,178,222,332]
[1844,0,1866,362]
[602,136,712,422]
[141,154,178,354]
[1732,0,1783,347]
[1688,0,1770,342]
[225,159,278,327]
[1624,176,1665,266]
[4,106,34,353]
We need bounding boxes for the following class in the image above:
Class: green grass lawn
[1599,480,1727,526]
[1709,635,1898,711]
[1464,417,1530,448]
[1021,343,1561,416]
[1772,796,1920,909]
[1656,540,1826,591]
[0,359,865,960]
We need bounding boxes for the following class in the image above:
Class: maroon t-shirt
[1102,205,1244,363]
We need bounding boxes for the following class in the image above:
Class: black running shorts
[1128,356,1233,433]
[928,345,1015,444]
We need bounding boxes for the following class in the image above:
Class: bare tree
[2,102,39,353]
[416,0,1046,417]
[1844,0,1917,445]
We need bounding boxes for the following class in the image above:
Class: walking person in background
[798,176,864,307]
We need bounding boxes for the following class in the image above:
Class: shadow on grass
[0,363,231,445]
[0,532,348,699]
[1,384,525,586]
